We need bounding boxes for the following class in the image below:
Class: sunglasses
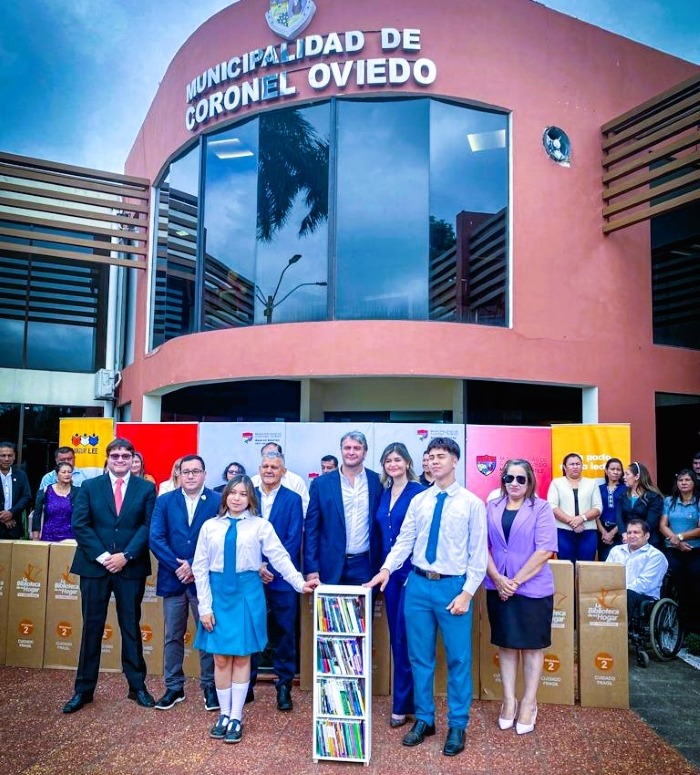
[503,474,527,485]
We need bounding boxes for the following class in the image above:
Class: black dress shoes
[443,726,466,756]
[154,688,185,710]
[127,687,156,707]
[203,686,220,711]
[402,719,436,747]
[276,683,293,712]
[390,714,408,728]
[62,692,93,714]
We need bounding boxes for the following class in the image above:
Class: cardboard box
[43,541,82,669]
[436,584,481,700]
[480,561,575,705]
[0,541,14,665]
[299,592,315,690]
[183,608,201,679]
[577,561,629,709]
[5,541,50,668]
[140,556,164,676]
[539,560,575,705]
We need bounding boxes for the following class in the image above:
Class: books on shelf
[317,636,364,675]
[315,719,365,759]
[316,595,366,634]
[318,677,366,716]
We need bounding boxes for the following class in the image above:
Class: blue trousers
[384,570,414,716]
[557,528,597,563]
[404,572,473,729]
[251,586,298,686]
[163,587,214,691]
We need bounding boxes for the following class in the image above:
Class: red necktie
[115,478,124,515]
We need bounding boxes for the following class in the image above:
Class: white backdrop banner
[371,424,466,485]
[198,422,287,490]
[284,422,375,486]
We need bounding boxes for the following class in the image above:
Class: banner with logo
[59,417,114,478]
[371,424,465,486]
[115,422,199,490]
[198,423,287,491]
[551,424,631,479]
[284,423,374,487]
[465,425,552,501]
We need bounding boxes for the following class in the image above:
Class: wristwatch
[678,534,684,542]
[123,550,133,562]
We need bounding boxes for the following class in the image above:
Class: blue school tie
[224,517,238,590]
[425,491,448,564]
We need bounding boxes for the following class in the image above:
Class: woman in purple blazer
[485,459,557,736]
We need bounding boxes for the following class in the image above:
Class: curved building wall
[120,0,700,471]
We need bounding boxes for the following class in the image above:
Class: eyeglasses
[108,453,133,460]
[227,469,241,476]
[503,474,527,485]
[181,468,204,476]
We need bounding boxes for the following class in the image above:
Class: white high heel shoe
[516,704,538,735]
[498,699,518,730]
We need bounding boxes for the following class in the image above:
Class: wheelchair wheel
[649,598,684,660]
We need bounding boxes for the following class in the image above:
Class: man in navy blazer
[63,437,156,714]
[0,441,32,539]
[304,430,382,586]
[252,450,304,711]
[149,454,220,711]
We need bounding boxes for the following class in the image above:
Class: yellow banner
[59,418,114,473]
[551,424,631,479]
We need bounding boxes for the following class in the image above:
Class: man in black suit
[0,441,32,540]
[63,437,157,713]
[304,431,382,585]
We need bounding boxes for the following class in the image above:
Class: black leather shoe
[62,692,93,714]
[210,714,229,739]
[276,683,293,712]
[203,686,220,711]
[154,688,185,710]
[442,727,466,756]
[127,688,156,707]
[390,714,409,728]
[245,687,255,704]
[224,718,243,744]
[402,719,436,747]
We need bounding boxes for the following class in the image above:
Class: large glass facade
[151,96,509,345]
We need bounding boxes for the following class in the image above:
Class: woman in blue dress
[193,475,318,744]
[374,442,425,728]
[596,458,625,561]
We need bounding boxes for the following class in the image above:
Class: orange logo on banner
[57,622,72,638]
[103,624,114,641]
[597,588,621,609]
[23,564,42,582]
[141,624,153,643]
[492,652,500,667]
[61,566,77,584]
[543,654,561,673]
[19,619,34,636]
[595,652,614,671]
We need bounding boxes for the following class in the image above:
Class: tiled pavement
[1,660,698,775]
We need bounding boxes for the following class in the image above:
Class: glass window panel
[335,99,429,320]
[202,118,259,330]
[254,105,330,324]
[26,321,96,372]
[152,144,201,346]
[429,101,509,326]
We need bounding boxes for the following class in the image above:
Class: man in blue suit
[304,430,382,586]
[149,454,219,711]
[252,450,304,711]
[0,441,32,539]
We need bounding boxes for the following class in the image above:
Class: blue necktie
[425,491,448,564]
[224,517,238,590]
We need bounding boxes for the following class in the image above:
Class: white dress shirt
[192,511,305,616]
[340,466,370,555]
[606,542,668,599]
[258,484,281,520]
[382,481,488,596]
[182,486,205,526]
[251,469,309,515]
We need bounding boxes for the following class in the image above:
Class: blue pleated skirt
[194,570,267,656]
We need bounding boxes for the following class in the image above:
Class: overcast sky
[1,0,698,173]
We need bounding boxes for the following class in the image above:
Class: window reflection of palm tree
[256,110,329,242]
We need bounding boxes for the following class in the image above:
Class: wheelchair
[629,576,684,668]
